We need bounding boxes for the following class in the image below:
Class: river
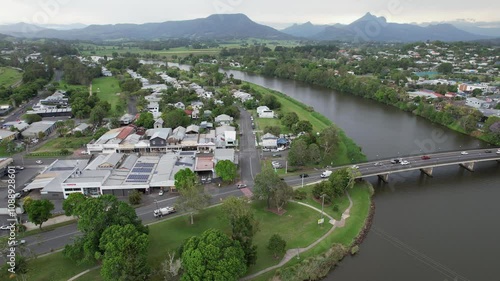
[223,69,500,281]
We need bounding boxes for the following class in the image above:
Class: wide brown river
[225,69,500,281]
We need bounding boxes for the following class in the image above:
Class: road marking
[27,230,81,246]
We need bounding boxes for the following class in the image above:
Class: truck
[153,206,176,218]
[320,170,332,178]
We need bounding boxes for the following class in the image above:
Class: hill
[2,14,293,41]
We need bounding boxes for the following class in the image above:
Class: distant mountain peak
[351,12,387,25]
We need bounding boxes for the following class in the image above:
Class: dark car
[299,174,309,178]
[485,150,492,153]
[421,155,431,160]
[272,153,282,157]
[390,159,400,164]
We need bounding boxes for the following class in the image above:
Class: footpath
[23,215,77,231]
[240,193,354,280]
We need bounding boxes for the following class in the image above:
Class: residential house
[256,106,270,116]
[154,118,164,129]
[148,102,160,113]
[215,114,233,125]
[167,126,186,145]
[261,133,278,149]
[150,128,172,152]
[186,125,200,134]
[174,102,185,110]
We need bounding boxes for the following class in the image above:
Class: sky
[2,0,499,28]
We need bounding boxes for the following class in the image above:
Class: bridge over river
[351,148,500,182]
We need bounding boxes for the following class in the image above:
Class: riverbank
[246,82,366,165]
[223,66,500,148]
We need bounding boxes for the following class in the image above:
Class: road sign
[317,218,324,224]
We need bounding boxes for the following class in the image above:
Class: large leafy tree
[281,112,299,129]
[98,224,150,281]
[293,120,313,134]
[181,229,246,281]
[328,167,359,197]
[253,167,293,211]
[175,184,211,225]
[287,138,309,166]
[222,197,259,266]
[63,195,148,265]
[174,168,197,190]
[162,108,190,129]
[267,234,287,259]
[62,193,86,217]
[25,199,54,229]
[135,112,155,128]
[317,126,340,160]
[215,160,238,182]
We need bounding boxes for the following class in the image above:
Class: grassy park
[0,67,22,87]
[28,136,93,156]
[91,77,122,112]
[19,200,331,281]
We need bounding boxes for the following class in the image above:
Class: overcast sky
[2,0,499,28]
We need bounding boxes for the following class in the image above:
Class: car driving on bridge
[421,155,431,160]
[461,151,468,155]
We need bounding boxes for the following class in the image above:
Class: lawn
[91,77,122,113]
[148,201,330,279]
[255,117,290,134]
[14,251,94,281]
[30,136,93,154]
[251,182,372,280]
[0,67,22,87]
[19,201,329,281]
[56,80,88,92]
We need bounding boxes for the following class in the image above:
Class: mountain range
[0,13,497,42]
[282,13,495,42]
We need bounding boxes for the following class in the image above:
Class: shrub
[350,245,359,255]
[128,190,142,205]
[293,189,307,200]
[332,204,339,212]
[287,166,298,172]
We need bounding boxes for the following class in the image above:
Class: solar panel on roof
[131,167,153,173]
[135,163,155,168]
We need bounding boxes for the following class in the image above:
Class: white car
[0,225,11,230]
[351,165,359,169]
[236,184,247,189]
[15,166,24,170]
[35,160,43,164]
[460,151,468,155]
[159,190,164,196]
[496,150,500,154]
[401,160,410,165]
[374,162,381,166]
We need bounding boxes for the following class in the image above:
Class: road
[1,108,264,258]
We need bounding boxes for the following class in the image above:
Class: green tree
[215,160,238,183]
[175,184,211,225]
[253,167,293,211]
[174,168,197,190]
[328,168,359,197]
[261,94,281,109]
[308,143,321,164]
[25,199,54,229]
[128,190,142,205]
[23,114,42,124]
[437,62,453,75]
[89,105,107,126]
[62,193,86,217]
[293,120,313,134]
[263,126,281,137]
[181,229,246,281]
[287,138,309,166]
[162,108,190,129]
[135,112,155,128]
[63,195,148,265]
[281,112,299,129]
[267,234,286,259]
[317,126,340,160]
[99,224,150,281]
[221,197,258,266]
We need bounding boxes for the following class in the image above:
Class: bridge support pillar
[377,173,389,183]
[420,167,433,177]
[459,162,475,172]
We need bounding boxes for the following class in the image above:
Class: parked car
[460,151,468,155]
[236,184,247,189]
[0,225,11,230]
[299,174,309,178]
[14,192,22,199]
[263,148,271,152]
[272,154,282,157]
[15,166,24,170]
[421,155,431,160]
[159,190,164,196]
[35,160,43,164]
[12,240,25,246]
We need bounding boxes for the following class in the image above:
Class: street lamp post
[320,194,326,221]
